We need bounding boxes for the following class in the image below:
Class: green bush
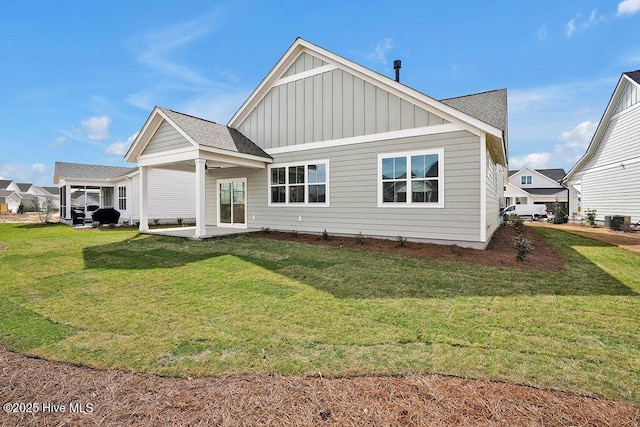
[355,232,364,245]
[547,203,568,224]
[396,235,407,248]
[513,234,533,261]
[321,229,329,241]
[584,209,597,227]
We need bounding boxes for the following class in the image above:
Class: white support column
[195,158,207,237]
[139,166,149,232]
[65,186,72,220]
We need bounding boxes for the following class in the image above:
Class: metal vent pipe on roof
[393,59,401,82]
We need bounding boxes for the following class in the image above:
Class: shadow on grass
[83,230,638,299]
[16,222,66,229]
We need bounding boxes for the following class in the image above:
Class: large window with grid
[268,161,329,206]
[378,149,444,207]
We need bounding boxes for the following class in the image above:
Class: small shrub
[261,227,271,234]
[177,217,183,225]
[91,221,100,229]
[396,235,407,248]
[108,223,116,229]
[584,209,597,227]
[507,213,522,226]
[17,202,25,214]
[547,203,568,224]
[153,218,160,225]
[355,232,364,245]
[321,229,329,241]
[291,230,298,238]
[513,234,533,262]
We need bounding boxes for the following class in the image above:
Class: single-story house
[53,162,196,225]
[504,168,568,212]
[0,190,22,213]
[563,70,640,223]
[124,38,508,248]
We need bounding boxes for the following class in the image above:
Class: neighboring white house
[0,180,22,212]
[563,70,640,223]
[124,38,508,248]
[504,168,568,212]
[53,162,196,225]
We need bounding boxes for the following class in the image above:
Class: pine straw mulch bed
[1,347,639,427]
[248,222,566,271]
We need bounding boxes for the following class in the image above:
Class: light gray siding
[141,121,191,155]
[281,52,327,78]
[575,97,640,223]
[129,169,196,223]
[237,68,449,149]
[613,81,639,115]
[205,130,484,246]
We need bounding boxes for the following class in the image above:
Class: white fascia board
[125,107,165,162]
[266,123,465,155]
[200,150,268,169]
[273,64,339,87]
[137,147,199,167]
[480,135,487,242]
[564,73,631,181]
[199,146,273,164]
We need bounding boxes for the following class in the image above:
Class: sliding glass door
[217,178,246,228]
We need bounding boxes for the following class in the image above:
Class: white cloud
[47,136,66,149]
[509,153,551,170]
[365,38,393,65]
[565,19,576,38]
[565,10,604,38]
[617,0,640,15]
[538,24,548,41]
[0,162,52,185]
[105,132,139,157]
[81,115,111,140]
[559,121,597,150]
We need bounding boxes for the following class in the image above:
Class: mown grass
[0,223,638,404]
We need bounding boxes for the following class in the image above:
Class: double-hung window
[521,175,532,185]
[378,149,443,207]
[269,160,329,206]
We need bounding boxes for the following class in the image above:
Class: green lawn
[0,223,638,404]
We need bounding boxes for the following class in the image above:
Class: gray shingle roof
[42,186,59,195]
[55,162,138,180]
[0,189,18,198]
[159,108,272,160]
[16,183,32,192]
[0,180,14,190]
[525,188,568,196]
[508,168,566,182]
[624,70,640,85]
[440,89,507,132]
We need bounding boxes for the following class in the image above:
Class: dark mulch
[1,347,639,426]
[248,223,566,271]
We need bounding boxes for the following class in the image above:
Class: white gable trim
[228,38,503,143]
[510,167,562,187]
[274,64,339,87]
[565,73,640,181]
[265,123,464,155]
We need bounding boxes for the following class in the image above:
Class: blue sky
[1,1,640,185]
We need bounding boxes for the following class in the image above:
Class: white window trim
[267,159,330,207]
[377,148,444,208]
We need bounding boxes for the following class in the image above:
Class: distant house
[0,180,22,212]
[123,38,508,248]
[53,162,196,225]
[504,167,568,212]
[564,70,640,223]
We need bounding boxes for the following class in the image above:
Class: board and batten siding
[205,130,485,246]
[237,67,449,150]
[281,52,327,78]
[141,120,192,156]
[576,96,640,222]
[129,169,196,223]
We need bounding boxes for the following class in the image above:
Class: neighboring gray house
[53,162,196,225]
[125,38,508,248]
[564,70,640,223]
[505,168,568,212]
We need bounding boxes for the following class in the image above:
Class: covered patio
[142,225,261,239]
[125,107,272,239]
